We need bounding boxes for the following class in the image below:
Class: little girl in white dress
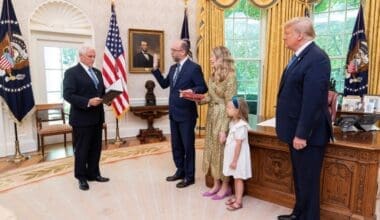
[223,96,252,211]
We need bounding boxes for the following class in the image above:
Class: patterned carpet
[0,139,204,192]
[0,138,294,220]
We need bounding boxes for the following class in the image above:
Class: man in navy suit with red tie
[276,17,333,220]
[63,46,109,191]
[151,39,208,188]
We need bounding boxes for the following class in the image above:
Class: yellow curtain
[260,0,307,118]
[364,0,380,94]
[196,0,225,134]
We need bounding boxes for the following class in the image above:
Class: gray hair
[284,17,316,40]
[78,46,95,55]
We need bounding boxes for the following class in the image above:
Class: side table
[130,105,169,143]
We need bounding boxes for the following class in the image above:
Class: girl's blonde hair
[232,96,249,122]
[211,46,235,82]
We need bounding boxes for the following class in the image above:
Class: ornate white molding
[29,0,92,36]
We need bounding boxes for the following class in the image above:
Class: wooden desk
[130,105,169,144]
[248,126,379,219]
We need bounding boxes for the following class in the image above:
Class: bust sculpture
[145,80,156,106]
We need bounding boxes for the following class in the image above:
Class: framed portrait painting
[128,29,164,73]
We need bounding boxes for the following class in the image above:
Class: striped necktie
[173,64,181,86]
[88,68,99,89]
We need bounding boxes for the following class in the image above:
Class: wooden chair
[36,103,108,159]
[35,103,72,159]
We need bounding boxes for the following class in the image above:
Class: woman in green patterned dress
[200,46,237,199]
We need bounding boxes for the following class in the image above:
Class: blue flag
[344,5,368,96]
[180,7,191,58]
[0,0,35,122]
[181,8,189,40]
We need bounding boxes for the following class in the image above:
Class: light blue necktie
[172,64,181,86]
[88,68,99,89]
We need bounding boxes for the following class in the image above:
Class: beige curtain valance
[211,0,238,8]
[211,0,280,9]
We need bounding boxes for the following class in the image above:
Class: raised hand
[153,53,159,70]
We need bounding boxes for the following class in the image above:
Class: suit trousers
[289,143,326,220]
[73,124,103,180]
[170,119,196,181]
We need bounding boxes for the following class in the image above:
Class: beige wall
[0,0,198,156]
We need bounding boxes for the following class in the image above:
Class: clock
[249,0,279,9]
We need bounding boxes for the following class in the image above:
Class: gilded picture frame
[128,29,164,73]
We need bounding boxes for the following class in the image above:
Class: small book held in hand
[180,91,205,101]
[102,79,123,104]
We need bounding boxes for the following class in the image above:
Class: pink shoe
[211,188,232,200]
[202,189,219,197]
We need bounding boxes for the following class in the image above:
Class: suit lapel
[172,59,190,88]
[277,43,315,96]
[77,63,102,91]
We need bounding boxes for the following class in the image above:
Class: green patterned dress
[202,74,237,180]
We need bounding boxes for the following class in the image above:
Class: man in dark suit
[151,39,208,188]
[133,40,154,68]
[63,46,109,191]
[276,17,332,220]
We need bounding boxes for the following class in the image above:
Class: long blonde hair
[211,46,235,82]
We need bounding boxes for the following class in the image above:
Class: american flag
[0,51,14,70]
[102,3,129,117]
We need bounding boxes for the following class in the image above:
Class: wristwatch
[249,0,278,9]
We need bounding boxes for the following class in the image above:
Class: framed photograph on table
[341,95,362,112]
[128,29,164,73]
[363,95,380,113]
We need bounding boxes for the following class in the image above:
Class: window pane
[246,40,260,58]
[314,13,329,34]
[44,46,77,103]
[347,0,360,9]
[329,11,346,33]
[47,92,63,103]
[225,2,262,116]
[330,0,346,11]
[44,47,61,69]
[345,9,358,32]
[313,0,359,93]
[234,18,247,39]
[247,20,260,39]
[62,48,78,69]
[315,1,330,13]
[45,70,62,92]
[225,19,234,39]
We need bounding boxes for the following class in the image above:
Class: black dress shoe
[166,174,184,182]
[78,179,89,191]
[88,176,110,182]
[277,214,298,220]
[176,179,194,188]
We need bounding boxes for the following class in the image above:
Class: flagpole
[110,0,125,146]
[112,118,125,146]
[8,123,29,163]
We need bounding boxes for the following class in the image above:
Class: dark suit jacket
[152,59,208,121]
[63,63,105,127]
[134,52,153,67]
[276,42,333,146]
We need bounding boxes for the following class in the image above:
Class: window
[43,47,77,103]
[225,0,263,116]
[313,0,360,93]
